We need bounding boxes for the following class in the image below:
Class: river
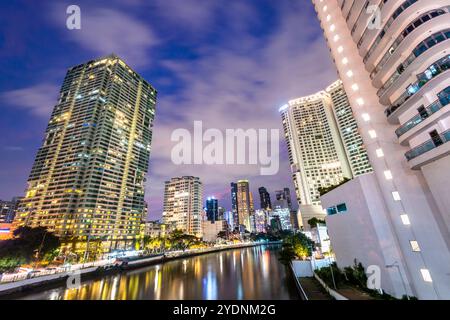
[16,244,298,300]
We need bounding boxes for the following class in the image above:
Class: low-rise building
[202,220,227,243]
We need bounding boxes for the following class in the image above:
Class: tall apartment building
[280,80,371,227]
[162,176,203,237]
[235,180,255,232]
[312,0,450,299]
[15,55,157,247]
[327,80,373,176]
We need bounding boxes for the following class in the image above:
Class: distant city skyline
[0,1,339,220]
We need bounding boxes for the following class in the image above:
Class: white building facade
[312,0,450,299]
[162,176,203,237]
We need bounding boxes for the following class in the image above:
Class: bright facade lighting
[356,98,364,106]
[346,70,353,77]
[384,170,393,180]
[369,130,377,138]
[392,191,401,201]
[421,269,433,283]
[362,113,370,121]
[342,57,349,65]
[351,84,359,91]
[376,148,384,157]
[401,214,411,225]
[410,241,421,252]
[323,5,328,12]
[330,24,336,32]
[333,35,340,42]
[326,15,331,21]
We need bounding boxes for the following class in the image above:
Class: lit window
[356,98,364,105]
[369,130,377,138]
[352,84,359,91]
[333,35,340,42]
[346,70,353,78]
[330,24,336,32]
[342,57,349,65]
[337,46,343,53]
[362,113,370,121]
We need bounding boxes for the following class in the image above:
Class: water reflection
[18,244,297,300]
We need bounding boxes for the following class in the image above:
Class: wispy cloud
[1,83,59,117]
[52,5,159,67]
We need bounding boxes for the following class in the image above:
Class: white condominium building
[312,0,450,299]
[280,80,371,206]
[162,176,203,237]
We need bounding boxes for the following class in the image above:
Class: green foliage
[308,217,326,228]
[278,232,314,264]
[318,178,350,196]
[343,259,367,289]
[0,227,60,273]
[315,262,345,288]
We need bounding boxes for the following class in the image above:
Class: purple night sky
[0,0,338,220]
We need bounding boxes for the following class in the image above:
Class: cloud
[145,2,338,219]
[3,146,24,152]
[53,5,159,67]
[1,83,59,117]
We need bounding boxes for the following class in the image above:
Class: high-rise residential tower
[312,0,450,299]
[162,176,203,237]
[280,89,352,207]
[15,55,157,247]
[280,80,371,228]
[235,180,255,231]
[327,80,373,177]
[258,187,272,210]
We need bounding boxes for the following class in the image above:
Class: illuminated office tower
[258,187,272,210]
[162,176,203,237]
[312,0,450,299]
[254,209,269,233]
[15,55,157,247]
[235,180,255,231]
[205,196,219,222]
[230,182,239,230]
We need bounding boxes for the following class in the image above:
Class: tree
[278,232,314,264]
[308,217,326,229]
[0,227,60,273]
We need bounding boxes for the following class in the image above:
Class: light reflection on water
[18,244,297,300]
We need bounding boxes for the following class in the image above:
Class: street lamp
[386,261,410,300]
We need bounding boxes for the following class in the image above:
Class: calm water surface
[18,244,298,300]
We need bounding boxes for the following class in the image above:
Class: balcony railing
[405,129,450,161]
[395,97,450,137]
[385,55,450,117]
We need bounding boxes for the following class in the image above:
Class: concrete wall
[321,173,411,298]
[422,155,450,237]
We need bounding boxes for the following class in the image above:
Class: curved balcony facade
[312,0,450,300]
